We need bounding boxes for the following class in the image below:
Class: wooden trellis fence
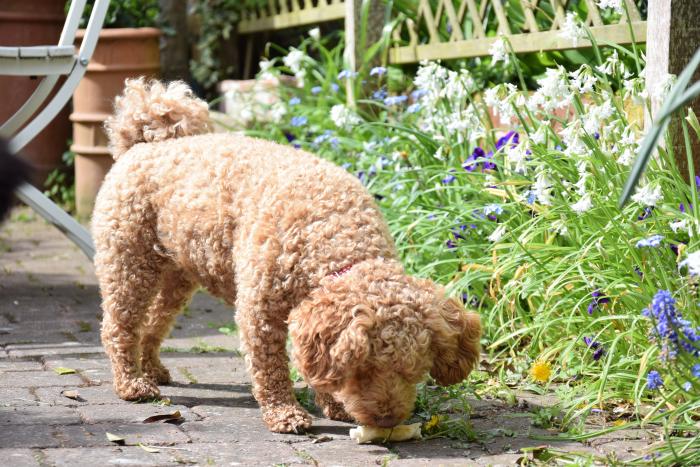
[238,0,647,67]
[238,0,346,34]
[390,0,646,63]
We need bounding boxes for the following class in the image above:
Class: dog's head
[288,258,481,427]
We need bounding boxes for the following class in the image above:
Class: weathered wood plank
[389,21,647,63]
[239,2,345,33]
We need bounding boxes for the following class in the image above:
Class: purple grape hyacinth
[642,290,700,360]
[587,290,610,314]
[646,371,664,390]
[583,336,605,361]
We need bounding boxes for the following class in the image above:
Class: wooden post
[158,0,191,82]
[646,0,700,181]
[344,0,386,105]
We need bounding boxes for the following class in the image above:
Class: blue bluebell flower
[683,381,692,391]
[646,371,664,390]
[483,204,504,216]
[407,103,421,114]
[587,290,610,315]
[372,88,388,100]
[463,147,486,172]
[638,206,653,220]
[693,364,700,378]
[370,66,387,76]
[337,70,358,80]
[583,336,605,361]
[446,239,457,250]
[594,132,600,140]
[495,131,519,151]
[384,95,408,106]
[290,116,307,127]
[442,171,456,184]
[311,86,322,95]
[642,290,700,360]
[410,89,428,100]
[331,83,339,92]
[289,97,301,105]
[636,235,664,248]
[341,162,352,171]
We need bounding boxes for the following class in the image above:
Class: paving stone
[0,405,80,426]
[0,424,61,448]
[76,402,197,425]
[6,343,104,359]
[0,370,83,388]
[0,360,43,371]
[0,448,41,467]
[41,446,187,467]
[57,422,191,448]
[0,387,40,406]
[42,356,112,384]
[159,382,256,408]
[34,385,119,406]
[160,353,248,386]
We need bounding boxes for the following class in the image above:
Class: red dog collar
[328,264,354,278]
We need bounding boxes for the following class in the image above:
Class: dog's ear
[427,296,481,386]
[289,298,371,391]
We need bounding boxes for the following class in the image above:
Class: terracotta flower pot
[0,0,72,186]
[71,27,160,218]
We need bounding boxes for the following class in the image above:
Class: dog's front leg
[236,295,312,433]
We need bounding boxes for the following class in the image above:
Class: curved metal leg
[15,183,95,260]
[0,75,59,138]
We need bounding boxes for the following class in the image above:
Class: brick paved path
[0,210,654,466]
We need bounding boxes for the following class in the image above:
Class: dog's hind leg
[96,232,166,401]
[141,269,197,384]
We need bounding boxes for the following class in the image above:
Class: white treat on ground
[349,423,422,444]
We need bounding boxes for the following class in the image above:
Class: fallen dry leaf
[53,367,76,375]
[106,432,125,445]
[311,435,333,444]
[138,443,160,453]
[142,410,183,424]
[61,390,83,401]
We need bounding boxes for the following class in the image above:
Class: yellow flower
[530,360,552,383]
[423,415,440,432]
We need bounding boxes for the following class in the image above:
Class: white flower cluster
[559,13,586,47]
[596,0,624,14]
[489,37,509,64]
[283,47,307,86]
[412,61,483,144]
[330,104,361,129]
[529,67,571,112]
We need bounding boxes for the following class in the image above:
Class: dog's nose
[374,415,401,428]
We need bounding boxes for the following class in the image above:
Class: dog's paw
[315,392,354,422]
[115,377,160,401]
[262,404,312,434]
[142,361,172,385]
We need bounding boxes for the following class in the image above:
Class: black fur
[0,140,29,221]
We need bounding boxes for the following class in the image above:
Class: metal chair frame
[0,0,111,260]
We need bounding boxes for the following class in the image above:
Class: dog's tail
[105,78,212,160]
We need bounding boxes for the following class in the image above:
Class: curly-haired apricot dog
[93,79,481,433]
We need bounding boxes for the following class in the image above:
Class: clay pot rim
[76,27,161,39]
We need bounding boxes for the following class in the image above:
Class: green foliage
[247,13,700,462]
[44,147,75,213]
[72,0,159,29]
[188,0,267,92]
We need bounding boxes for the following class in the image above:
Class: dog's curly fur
[94,78,481,433]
